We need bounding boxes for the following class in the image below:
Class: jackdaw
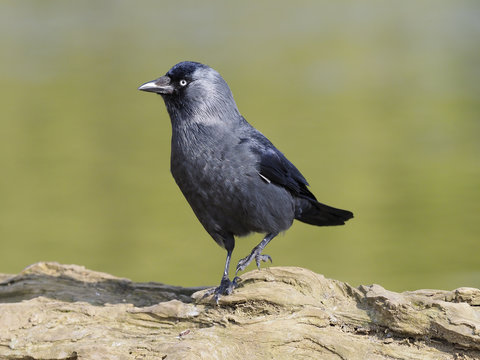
[138,61,353,301]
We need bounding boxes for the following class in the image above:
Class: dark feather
[246,131,353,227]
[241,124,313,198]
[252,146,317,201]
[295,198,354,226]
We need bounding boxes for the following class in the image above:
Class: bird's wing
[237,118,317,201]
[254,146,318,202]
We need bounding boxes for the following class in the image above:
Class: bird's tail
[295,198,353,226]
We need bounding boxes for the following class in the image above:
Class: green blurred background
[1,1,479,291]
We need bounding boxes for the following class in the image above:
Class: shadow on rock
[0,262,205,307]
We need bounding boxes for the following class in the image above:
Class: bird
[138,61,353,302]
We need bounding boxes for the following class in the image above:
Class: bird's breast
[171,137,253,195]
[169,128,295,235]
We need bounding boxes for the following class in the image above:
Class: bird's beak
[138,76,174,95]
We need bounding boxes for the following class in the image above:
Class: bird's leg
[235,232,278,276]
[203,248,237,304]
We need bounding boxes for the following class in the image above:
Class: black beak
[138,75,174,94]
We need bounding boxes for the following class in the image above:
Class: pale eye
[179,79,188,86]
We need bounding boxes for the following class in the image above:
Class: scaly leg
[235,232,278,276]
[203,248,237,304]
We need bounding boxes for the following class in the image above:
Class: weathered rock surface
[0,262,479,359]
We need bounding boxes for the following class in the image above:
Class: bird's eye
[179,79,188,86]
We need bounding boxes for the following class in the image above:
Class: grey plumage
[139,61,353,301]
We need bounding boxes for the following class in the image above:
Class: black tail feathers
[295,199,353,226]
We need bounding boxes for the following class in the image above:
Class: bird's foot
[202,275,238,304]
[235,248,272,275]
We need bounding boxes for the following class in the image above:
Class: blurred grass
[0,1,479,291]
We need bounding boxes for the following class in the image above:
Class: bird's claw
[236,249,272,275]
[202,276,237,304]
[255,254,272,269]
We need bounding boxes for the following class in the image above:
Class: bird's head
[138,61,240,124]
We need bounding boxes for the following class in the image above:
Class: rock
[0,262,479,359]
